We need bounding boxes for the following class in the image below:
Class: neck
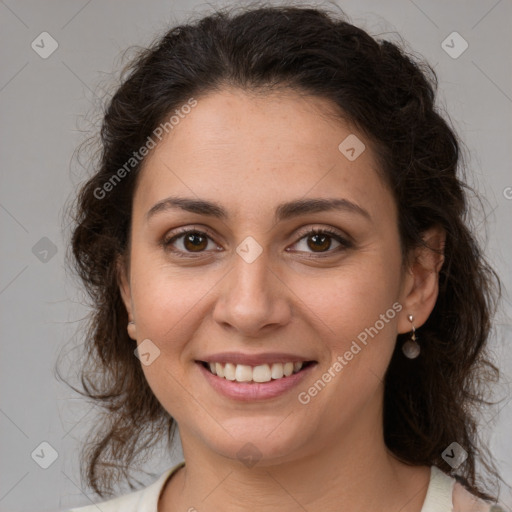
[159,401,431,511]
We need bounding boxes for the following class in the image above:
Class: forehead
[133,88,395,224]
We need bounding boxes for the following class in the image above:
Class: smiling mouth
[198,360,316,383]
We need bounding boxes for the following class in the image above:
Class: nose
[212,248,292,338]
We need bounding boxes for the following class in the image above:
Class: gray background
[0,0,511,510]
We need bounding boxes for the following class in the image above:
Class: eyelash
[161,226,353,259]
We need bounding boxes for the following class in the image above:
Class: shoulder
[452,481,496,512]
[68,461,185,512]
[422,466,498,512]
[68,485,147,512]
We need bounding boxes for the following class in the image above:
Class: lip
[196,351,315,366]
[196,360,317,401]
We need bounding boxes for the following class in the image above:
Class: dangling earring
[402,314,420,359]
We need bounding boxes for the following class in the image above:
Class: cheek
[129,255,222,354]
[128,262,204,415]
[290,255,402,406]
[294,256,401,340]
[295,280,400,419]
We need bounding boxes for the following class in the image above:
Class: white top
[69,463,496,512]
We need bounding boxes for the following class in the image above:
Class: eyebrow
[145,196,371,223]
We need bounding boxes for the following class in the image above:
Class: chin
[200,417,313,467]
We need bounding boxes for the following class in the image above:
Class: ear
[117,255,137,340]
[397,225,446,334]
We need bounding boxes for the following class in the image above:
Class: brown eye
[307,232,332,252]
[163,229,217,256]
[290,228,353,256]
[182,232,208,252]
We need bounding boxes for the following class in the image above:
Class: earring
[402,314,420,359]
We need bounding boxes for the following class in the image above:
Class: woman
[65,4,506,511]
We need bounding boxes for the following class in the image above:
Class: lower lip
[197,362,317,401]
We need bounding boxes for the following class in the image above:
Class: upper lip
[197,352,316,366]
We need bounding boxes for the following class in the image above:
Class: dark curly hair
[60,2,504,501]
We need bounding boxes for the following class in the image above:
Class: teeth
[270,363,284,379]
[253,364,271,383]
[283,362,294,377]
[215,362,224,378]
[235,364,253,382]
[205,361,305,382]
[224,363,236,381]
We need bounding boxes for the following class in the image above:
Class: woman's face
[119,88,423,465]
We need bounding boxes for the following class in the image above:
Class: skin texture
[118,88,445,512]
